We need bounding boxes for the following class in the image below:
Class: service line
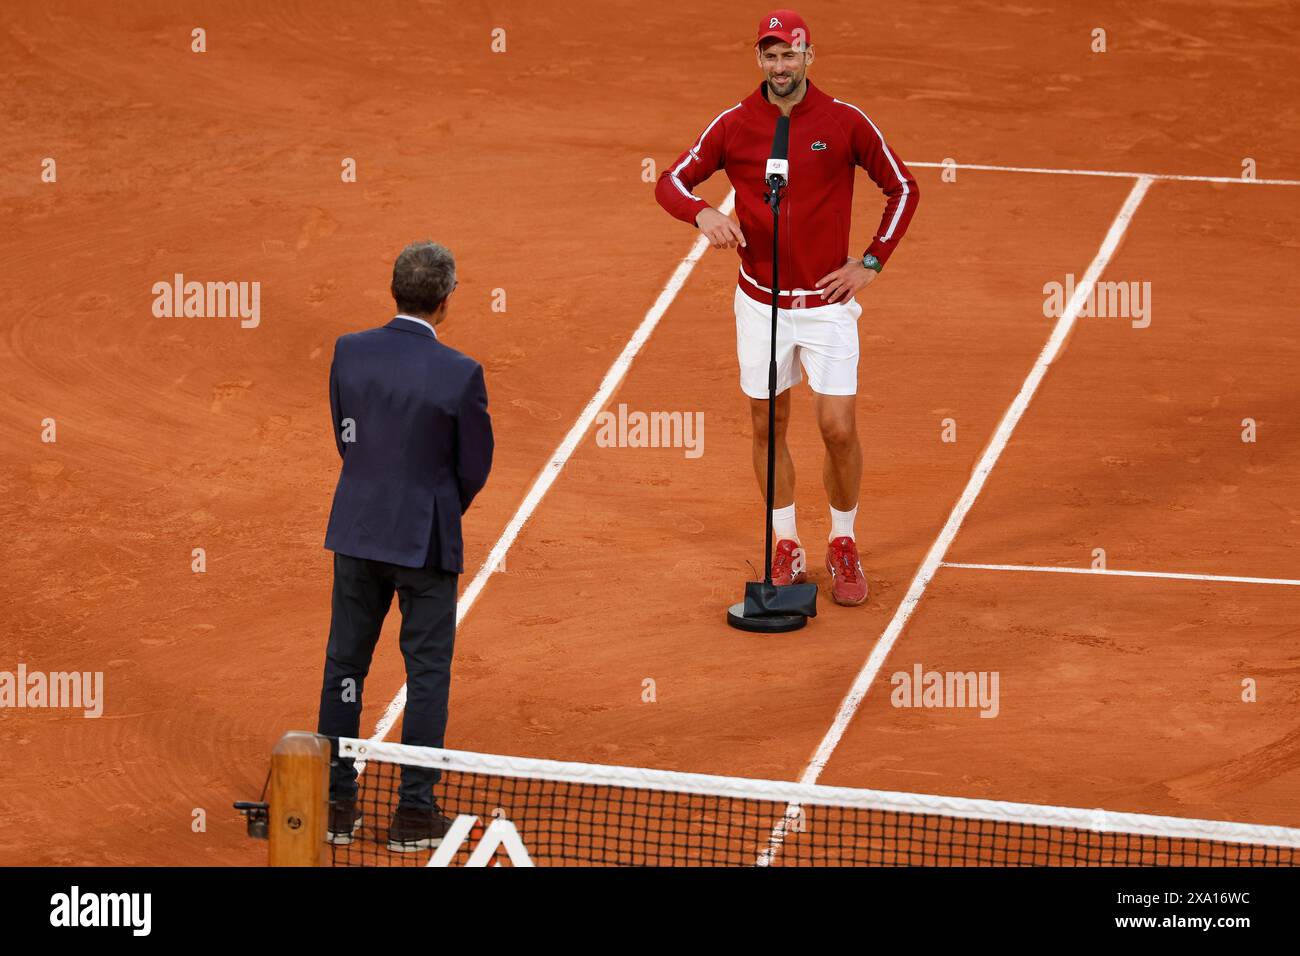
[906,160,1300,187]
[941,562,1300,588]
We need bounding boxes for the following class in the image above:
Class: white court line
[757,175,1155,865]
[366,191,738,745]
[906,160,1300,187]
[942,562,1300,587]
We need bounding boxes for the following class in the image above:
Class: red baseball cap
[756,9,811,50]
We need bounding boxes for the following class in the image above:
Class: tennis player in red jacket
[655,9,919,606]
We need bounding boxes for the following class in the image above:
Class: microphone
[765,114,790,189]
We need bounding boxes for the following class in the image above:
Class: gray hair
[390,241,456,314]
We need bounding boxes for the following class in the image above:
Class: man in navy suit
[316,240,493,852]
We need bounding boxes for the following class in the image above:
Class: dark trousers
[316,551,457,810]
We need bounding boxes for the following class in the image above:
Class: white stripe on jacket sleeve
[669,102,742,202]
[834,98,910,241]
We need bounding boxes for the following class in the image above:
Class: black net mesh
[328,756,1299,867]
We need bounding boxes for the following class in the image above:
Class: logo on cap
[770,17,782,27]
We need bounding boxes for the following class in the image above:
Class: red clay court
[2,2,1298,866]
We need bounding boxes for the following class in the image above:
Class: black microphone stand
[726,156,818,633]
[761,177,785,589]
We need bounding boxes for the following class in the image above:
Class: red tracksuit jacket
[655,79,918,309]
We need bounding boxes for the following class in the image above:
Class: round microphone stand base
[726,602,808,633]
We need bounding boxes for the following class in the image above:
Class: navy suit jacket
[324,317,493,573]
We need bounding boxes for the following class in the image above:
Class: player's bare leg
[812,393,861,510]
[749,391,805,584]
[813,392,867,605]
[750,391,794,506]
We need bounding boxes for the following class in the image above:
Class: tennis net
[328,738,1300,867]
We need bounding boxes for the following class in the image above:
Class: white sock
[772,503,798,542]
[829,504,857,542]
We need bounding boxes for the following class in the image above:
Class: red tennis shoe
[770,538,808,585]
[825,536,868,606]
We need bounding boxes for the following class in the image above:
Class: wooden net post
[268,731,330,866]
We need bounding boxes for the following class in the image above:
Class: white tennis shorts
[734,285,861,399]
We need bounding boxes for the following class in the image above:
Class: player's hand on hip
[815,257,877,304]
[695,207,747,250]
